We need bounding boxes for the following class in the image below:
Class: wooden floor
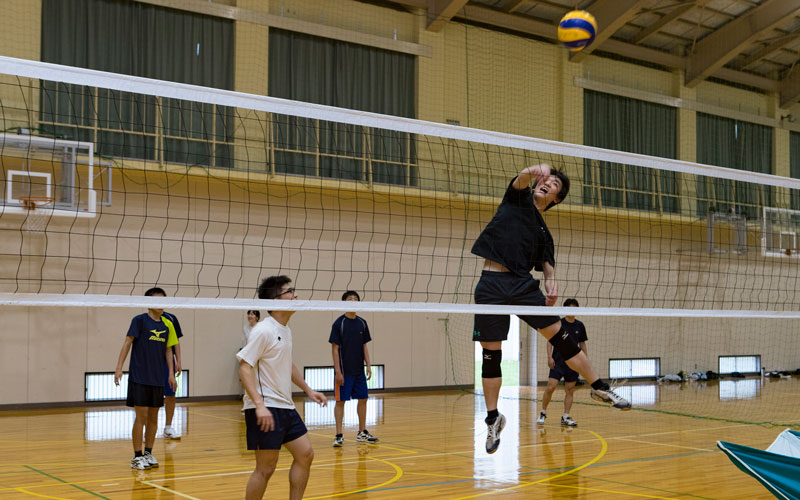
[2,379,798,499]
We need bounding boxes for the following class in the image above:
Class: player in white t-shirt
[237,276,327,500]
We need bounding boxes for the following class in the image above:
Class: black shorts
[473,271,560,342]
[244,407,307,450]
[549,362,579,383]
[126,381,164,408]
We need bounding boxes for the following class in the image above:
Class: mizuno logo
[561,332,569,340]
[484,354,492,360]
[149,329,167,342]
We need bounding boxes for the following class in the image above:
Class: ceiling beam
[630,0,709,44]
[735,32,800,70]
[780,65,800,107]
[426,0,469,32]
[495,0,528,13]
[569,0,648,63]
[685,0,800,87]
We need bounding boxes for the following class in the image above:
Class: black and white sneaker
[591,382,632,410]
[333,434,343,447]
[536,411,547,425]
[356,430,379,443]
[485,413,506,454]
[561,415,577,427]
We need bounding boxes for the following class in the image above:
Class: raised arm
[512,164,552,191]
[542,261,558,306]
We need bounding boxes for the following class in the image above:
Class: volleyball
[558,10,597,52]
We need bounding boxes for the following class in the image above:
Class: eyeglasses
[277,287,295,297]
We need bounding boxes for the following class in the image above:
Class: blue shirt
[329,315,371,376]
[127,313,179,386]
[553,318,587,364]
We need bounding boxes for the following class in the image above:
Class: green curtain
[696,113,772,219]
[268,28,416,186]
[583,90,678,213]
[40,0,234,167]
[791,132,800,211]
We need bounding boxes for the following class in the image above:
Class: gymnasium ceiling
[367,0,800,108]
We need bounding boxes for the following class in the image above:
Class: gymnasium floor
[2,379,798,499]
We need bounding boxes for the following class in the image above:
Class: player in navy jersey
[472,164,630,454]
[329,291,378,447]
[114,287,178,470]
[537,298,587,427]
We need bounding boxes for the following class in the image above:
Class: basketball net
[20,197,54,232]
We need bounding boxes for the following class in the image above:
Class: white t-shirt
[236,315,294,410]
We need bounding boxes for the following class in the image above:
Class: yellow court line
[304,456,404,500]
[450,429,608,500]
[539,481,683,499]
[15,488,71,500]
[140,480,203,500]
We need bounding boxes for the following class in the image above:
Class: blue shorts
[548,362,579,383]
[335,373,368,402]
[164,362,177,397]
[244,408,307,450]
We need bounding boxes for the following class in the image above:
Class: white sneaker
[356,430,379,443]
[561,415,577,427]
[163,426,180,439]
[591,381,632,410]
[130,456,150,470]
[536,411,547,425]
[485,413,506,454]
[142,451,159,468]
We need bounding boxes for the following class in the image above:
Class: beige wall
[0,0,797,405]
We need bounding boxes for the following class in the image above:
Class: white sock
[540,409,547,415]
[563,413,569,419]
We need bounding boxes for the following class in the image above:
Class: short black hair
[144,287,167,297]
[342,290,361,301]
[247,310,260,320]
[563,298,579,307]
[257,275,292,300]
[545,169,570,211]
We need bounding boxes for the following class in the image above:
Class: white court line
[140,480,203,500]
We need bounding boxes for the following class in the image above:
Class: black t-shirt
[329,315,372,376]
[471,177,555,277]
[552,318,587,364]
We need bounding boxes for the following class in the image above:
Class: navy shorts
[473,271,561,342]
[549,362,579,383]
[126,381,164,408]
[335,373,368,402]
[164,361,177,397]
[244,407,307,450]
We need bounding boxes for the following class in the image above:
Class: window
[268,29,416,186]
[696,113,772,219]
[609,358,660,379]
[85,371,189,402]
[718,355,760,375]
[304,365,385,392]
[583,90,678,213]
[790,132,800,212]
[40,0,234,168]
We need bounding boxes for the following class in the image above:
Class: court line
[15,488,72,499]
[449,429,609,500]
[614,437,715,452]
[539,481,688,499]
[139,480,203,500]
[304,456,404,499]
[22,465,111,500]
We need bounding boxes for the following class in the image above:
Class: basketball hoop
[19,196,54,232]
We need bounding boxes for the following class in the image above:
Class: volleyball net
[1,57,799,420]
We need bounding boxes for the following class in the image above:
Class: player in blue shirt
[537,298,588,427]
[114,287,178,470]
[329,291,378,447]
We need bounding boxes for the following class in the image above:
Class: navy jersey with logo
[329,315,372,376]
[127,313,178,386]
[552,318,587,364]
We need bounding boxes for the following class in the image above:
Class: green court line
[23,465,111,500]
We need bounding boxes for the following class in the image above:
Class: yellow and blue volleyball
[558,10,597,52]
